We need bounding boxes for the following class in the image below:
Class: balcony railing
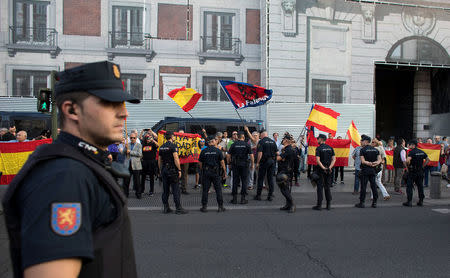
[7,26,60,58]
[107,31,155,62]
[198,36,244,65]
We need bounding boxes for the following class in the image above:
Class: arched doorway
[375,36,450,141]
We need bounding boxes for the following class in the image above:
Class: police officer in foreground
[227,131,254,204]
[403,140,429,207]
[313,134,335,210]
[2,61,138,278]
[158,131,188,214]
[276,133,296,213]
[355,135,381,208]
[255,130,278,201]
[199,136,227,212]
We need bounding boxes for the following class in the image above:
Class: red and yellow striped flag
[305,104,340,137]
[307,129,318,165]
[346,121,361,148]
[327,139,351,167]
[0,139,52,185]
[417,143,441,167]
[385,150,394,170]
[168,86,202,112]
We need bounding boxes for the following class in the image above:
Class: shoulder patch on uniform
[51,203,82,236]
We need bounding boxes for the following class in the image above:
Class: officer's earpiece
[69,107,76,115]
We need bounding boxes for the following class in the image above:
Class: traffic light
[37,88,51,113]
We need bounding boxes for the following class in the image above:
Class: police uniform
[159,140,184,212]
[2,61,138,278]
[404,147,428,206]
[228,139,252,204]
[199,144,225,211]
[141,138,158,195]
[277,144,295,212]
[256,136,278,200]
[358,145,380,207]
[314,142,335,209]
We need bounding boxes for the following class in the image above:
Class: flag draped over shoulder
[346,121,361,148]
[326,139,351,167]
[168,87,202,112]
[306,104,340,137]
[385,150,394,170]
[219,80,272,109]
[0,139,52,185]
[157,130,201,164]
[307,128,318,165]
[417,143,441,167]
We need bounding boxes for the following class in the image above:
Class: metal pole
[50,70,58,140]
[186,0,190,40]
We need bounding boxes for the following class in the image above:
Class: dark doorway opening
[375,65,415,141]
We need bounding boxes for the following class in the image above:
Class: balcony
[106,31,156,62]
[7,26,60,58]
[198,36,244,66]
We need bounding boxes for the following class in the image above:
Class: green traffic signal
[37,88,51,113]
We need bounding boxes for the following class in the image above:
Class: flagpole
[296,103,315,143]
[186,111,205,130]
[234,108,246,126]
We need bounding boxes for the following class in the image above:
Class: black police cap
[55,61,140,104]
[408,139,418,146]
[361,135,371,142]
[317,134,327,140]
[207,135,216,142]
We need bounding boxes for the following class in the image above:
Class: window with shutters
[112,6,144,47]
[12,70,50,97]
[122,73,146,100]
[202,76,235,102]
[312,79,345,103]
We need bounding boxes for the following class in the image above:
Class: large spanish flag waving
[327,139,351,167]
[168,86,202,112]
[417,143,441,167]
[306,104,340,137]
[0,139,52,185]
[346,121,361,148]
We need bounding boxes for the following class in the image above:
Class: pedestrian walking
[313,134,335,210]
[254,130,278,201]
[2,61,139,277]
[227,131,254,204]
[276,133,296,213]
[355,135,382,208]
[371,138,391,201]
[199,136,227,212]
[403,140,429,207]
[158,131,188,214]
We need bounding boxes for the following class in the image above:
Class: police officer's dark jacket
[159,141,178,169]
[2,132,137,278]
[199,146,223,173]
[257,137,278,163]
[315,143,335,168]
[360,145,380,174]
[278,145,295,174]
[408,148,428,171]
[228,140,251,167]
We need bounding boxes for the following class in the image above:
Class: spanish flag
[168,86,202,112]
[307,128,318,165]
[417,143,441,167]
[327,139,351,167]
[385,150,394,170]
[0,139,52,185]
[346,121,361,148]
[306,104,340,137]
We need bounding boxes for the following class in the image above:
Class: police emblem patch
[51,203,81,236]
[112,64,121,79]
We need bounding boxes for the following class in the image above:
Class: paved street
[1,172,449,278]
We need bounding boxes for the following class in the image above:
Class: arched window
[386,36,450,65]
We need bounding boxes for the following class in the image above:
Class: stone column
[413,70,432,139]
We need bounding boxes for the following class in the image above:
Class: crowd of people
[105,126,450,213]
[0,124,53,142]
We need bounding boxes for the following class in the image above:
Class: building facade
[0,0,449,140]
